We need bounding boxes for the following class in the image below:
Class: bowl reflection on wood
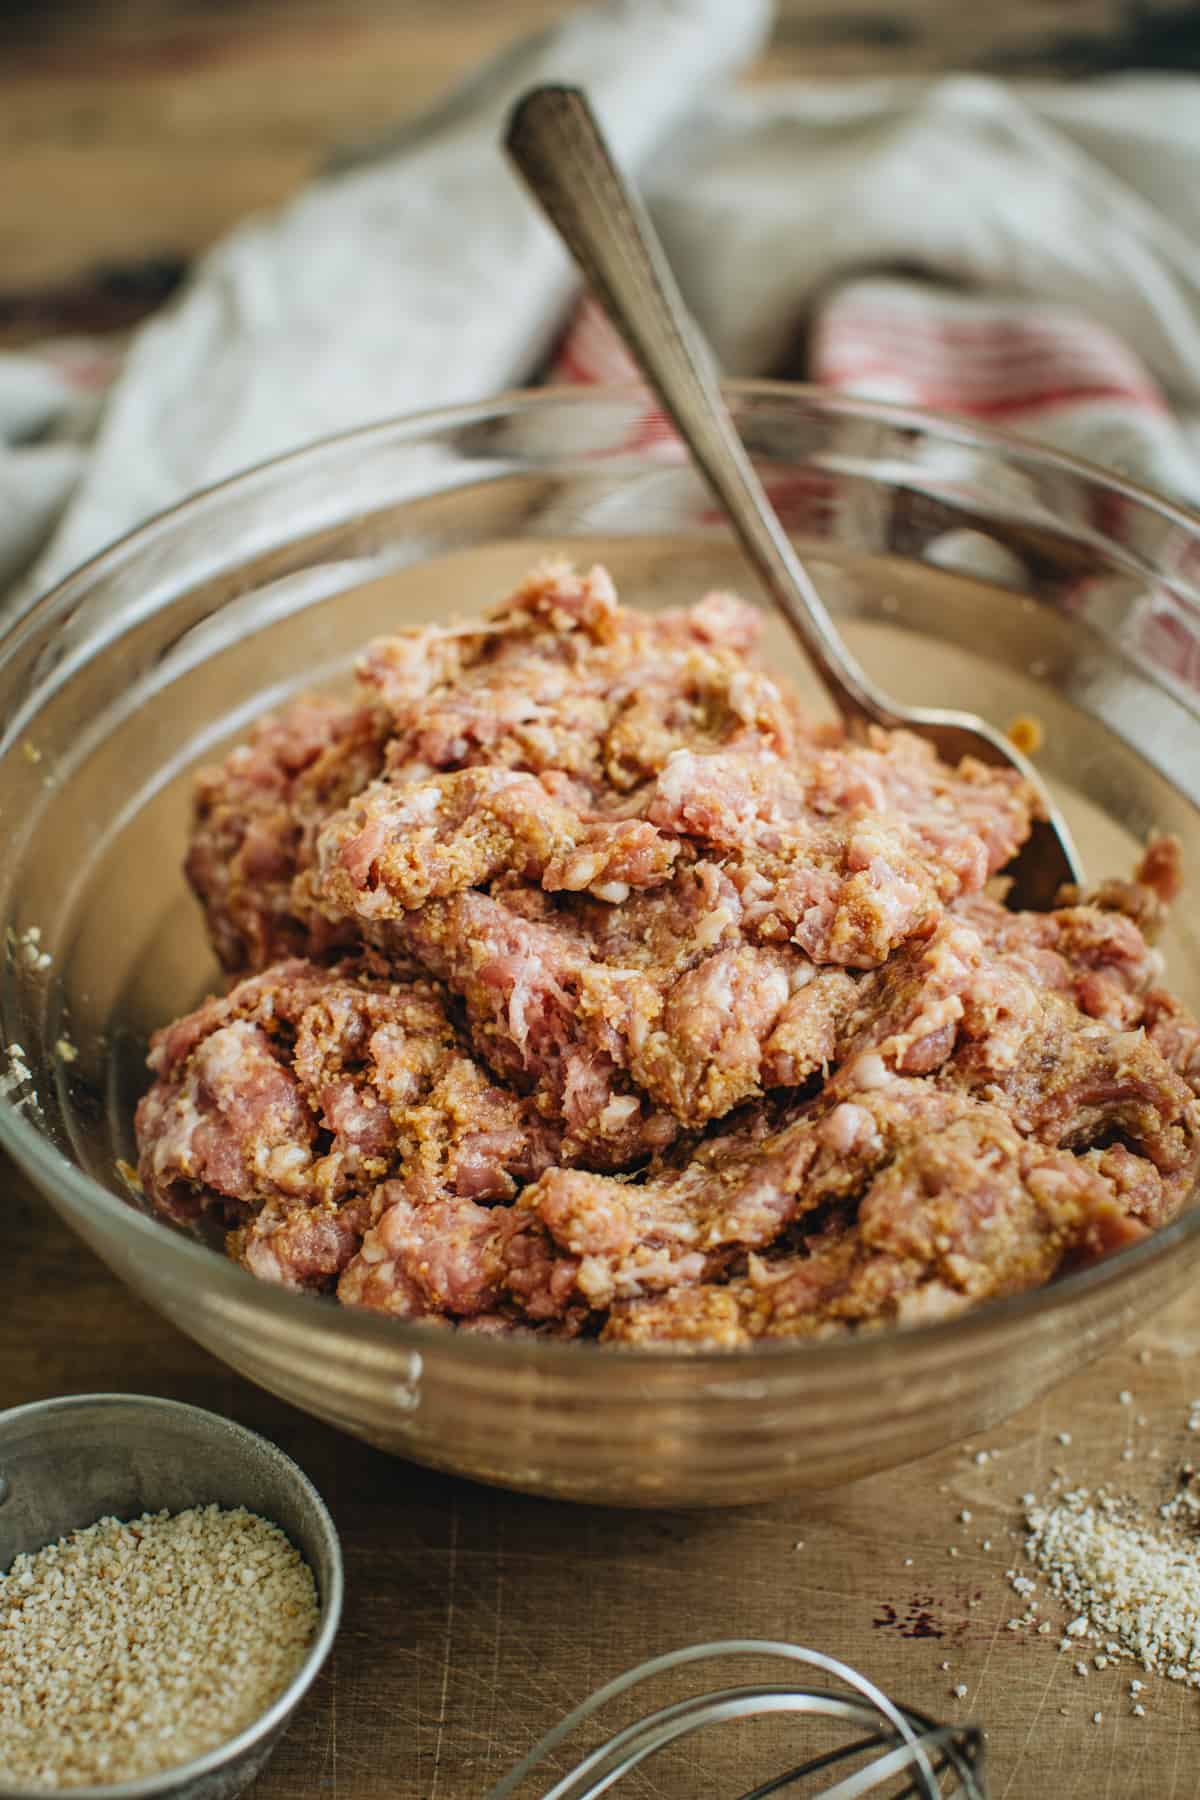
[0,1394,342,1800]
[0,385,1198,1505]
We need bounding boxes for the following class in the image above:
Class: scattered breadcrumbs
[0,1042,32,1105]
[115,1159,144,1197]
[0,1505,318,1789]
[1024,1481,1200,1689]
[7,926,51,975]
[1006,714,1044,755]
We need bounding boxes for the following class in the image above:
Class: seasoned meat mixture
[136,562,1200,1344]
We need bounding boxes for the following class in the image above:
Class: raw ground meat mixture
[135,562,1200,1346]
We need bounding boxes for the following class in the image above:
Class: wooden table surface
[4,5,1200,1797]
[7,1167,1200,1797]
[2,1,1199,326]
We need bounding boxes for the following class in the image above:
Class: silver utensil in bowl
[0,1393,342,1800]
[506,84,1082,911]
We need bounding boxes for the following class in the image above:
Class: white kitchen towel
[3,2,1200,621]
[0,0,770,614]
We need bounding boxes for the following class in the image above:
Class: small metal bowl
[0,1393,343,1800]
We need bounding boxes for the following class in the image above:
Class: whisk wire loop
[539,1688,890,1800]
[735,1719,985,1800]
[487,1639,985,1800]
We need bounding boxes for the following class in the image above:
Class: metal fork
[506,84,1083,910]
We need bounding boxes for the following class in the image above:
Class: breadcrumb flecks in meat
[186,697,390,972]
[136,955,559,1292]
[602,1105,1155,1348]
[134,562,1200,1345]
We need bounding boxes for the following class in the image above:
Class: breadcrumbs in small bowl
[0,1394,342,1799]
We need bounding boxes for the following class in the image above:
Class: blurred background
[3,0,1199,349]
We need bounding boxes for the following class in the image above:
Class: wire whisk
[487,1640,986,1800]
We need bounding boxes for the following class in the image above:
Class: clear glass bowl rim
[2,378,1198,1372]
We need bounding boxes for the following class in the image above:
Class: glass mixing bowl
[2,386,1198,1507]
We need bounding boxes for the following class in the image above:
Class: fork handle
[505,83,895,733]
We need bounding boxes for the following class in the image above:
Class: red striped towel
[551,282,1200,698]
[553,280,1177,459]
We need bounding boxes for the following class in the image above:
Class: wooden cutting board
[4,1164,1199,1799]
